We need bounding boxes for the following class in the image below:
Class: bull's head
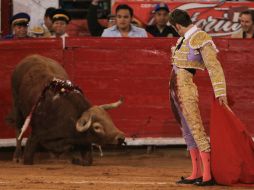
[75,98,125,145]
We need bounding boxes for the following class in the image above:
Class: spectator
[30,7,56,38]
[43,7,56,37]
[146,3,179,37]
[101,4,147,37]
[50,9,71,38]
[87,0,116,36]
[231,10,254,38]
[3,12,30,39]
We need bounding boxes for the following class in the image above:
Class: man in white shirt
[101,4,147,37]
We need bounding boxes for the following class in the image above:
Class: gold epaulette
[189,31,212,49]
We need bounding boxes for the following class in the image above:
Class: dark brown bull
[8,54,125,165]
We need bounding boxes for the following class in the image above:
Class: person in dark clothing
[43,7,56,36]
[146,3,179,37]
[231,10,254,38]
[87,0,115,36]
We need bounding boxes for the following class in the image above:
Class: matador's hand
[217,96,228,106]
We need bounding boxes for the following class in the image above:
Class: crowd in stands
[2,8,71,39]
[1,0,254,39]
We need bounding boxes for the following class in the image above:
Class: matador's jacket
[169,26,226,152]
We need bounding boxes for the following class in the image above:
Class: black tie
[176,37,185,50]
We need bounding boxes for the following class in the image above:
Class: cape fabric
[210,100,254,186]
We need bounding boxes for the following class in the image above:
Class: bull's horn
[76,115,92,132]
[99,97,124,110]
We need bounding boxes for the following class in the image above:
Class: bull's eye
[94,126,101,131]
[92,123,104,134]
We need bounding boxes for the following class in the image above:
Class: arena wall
[0,37,254,146]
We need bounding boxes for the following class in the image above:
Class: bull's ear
[99,97,124,110]
[76,114,92,132]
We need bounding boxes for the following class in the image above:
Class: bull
[8,54,125,165]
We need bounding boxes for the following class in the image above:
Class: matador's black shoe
[194,178,216,186]
[176,176,202,184]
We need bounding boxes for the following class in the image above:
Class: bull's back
[12,54,69,115]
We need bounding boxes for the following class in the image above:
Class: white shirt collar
[184,25,198,39]
[50,33,68,38]
[109,24,137,32]
[61,33,69,38]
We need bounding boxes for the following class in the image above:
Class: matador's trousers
[170,66,210,152]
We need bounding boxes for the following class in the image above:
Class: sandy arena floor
[0,147,252,190]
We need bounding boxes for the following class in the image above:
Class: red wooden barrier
[0,38,254,146]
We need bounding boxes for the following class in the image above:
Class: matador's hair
[169,9,192,27]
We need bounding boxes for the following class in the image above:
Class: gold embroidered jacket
[171,30,226,97]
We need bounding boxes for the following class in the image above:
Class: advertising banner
[113,1,254,37]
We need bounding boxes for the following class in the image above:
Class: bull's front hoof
[13,156,23,163]
[83,158,93,166]
[71,158,93,166]
[71,158,82,165]
[24,162,33,165]
[23,161,33,165]
[23,158,34,165]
